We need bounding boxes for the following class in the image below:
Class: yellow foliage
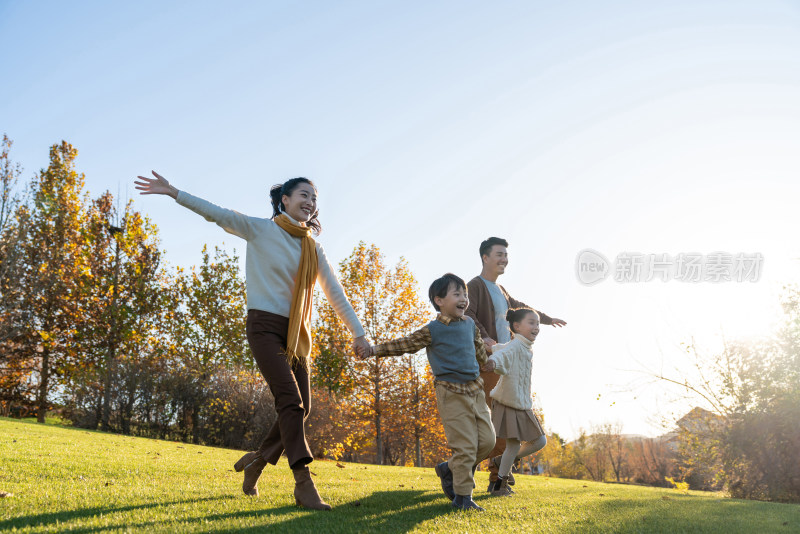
[665,476,690,493]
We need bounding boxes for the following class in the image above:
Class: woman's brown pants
[246,309,313,469]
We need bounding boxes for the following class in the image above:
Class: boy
[365,273,496,511]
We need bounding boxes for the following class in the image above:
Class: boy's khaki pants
[435,384,496,495]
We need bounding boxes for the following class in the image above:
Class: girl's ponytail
[506,307,538,333]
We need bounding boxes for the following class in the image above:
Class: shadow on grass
[3,490,456,534]
[0,495,233,531]
[9,483,800,533]
[222,490,453,534]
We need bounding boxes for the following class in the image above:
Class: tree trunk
[101,239,121,431]
[374,362,382,465]
[190,399,200,444]
[93,390,102,429]
[101,354,116,430]
[121,375,136,435]
[413,381,421,467]
[191,374,207,444]
[415,431,422,467]
[36,347,50,423]
[375,411,382,465]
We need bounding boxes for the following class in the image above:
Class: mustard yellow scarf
[274,214,318,369]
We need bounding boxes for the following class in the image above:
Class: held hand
[550,318,567,328]
[483,337,497,353]
[134,171,179,199]
[353,336,371,360]
[481,359,496,373]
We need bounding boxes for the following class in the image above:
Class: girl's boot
[490,475,513,497]
[491,456,515,486]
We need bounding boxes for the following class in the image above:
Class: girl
[134,171,370,510]
[481,307,547,497]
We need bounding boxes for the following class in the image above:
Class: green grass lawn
[1,417,798,533]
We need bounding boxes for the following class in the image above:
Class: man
[465,237,567,491]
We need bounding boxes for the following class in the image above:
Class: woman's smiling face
[282,182,317,223]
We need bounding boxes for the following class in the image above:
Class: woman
[134,171,370,511]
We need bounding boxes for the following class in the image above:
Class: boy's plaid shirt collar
[436,314,461,325]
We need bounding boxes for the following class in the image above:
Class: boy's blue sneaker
[435,462,455,500]
[452,494,485,511]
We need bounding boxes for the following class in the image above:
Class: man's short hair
[479,237,509,260]
[428,273,467,311]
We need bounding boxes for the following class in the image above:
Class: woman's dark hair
[269,177,321,235]
[428,273,467,311]
[505,307,539,333]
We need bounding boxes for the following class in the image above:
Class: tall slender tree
[68,192,165,431]
[21,142,88,422]
[0,134,33,413]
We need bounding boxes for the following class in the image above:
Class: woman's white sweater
[488,335,535,410]
[175,191,365,338]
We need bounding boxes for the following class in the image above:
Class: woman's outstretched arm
[135,171,258,240]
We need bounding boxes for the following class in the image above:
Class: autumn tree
[628,436,677,487]
[534,433,567,476]
[168,244,248,443]
[0,134,33,414]
[107,206,167,433]
[409,366,450,466]
[16,142,88,422]
[312,242,444,465]
[305,385,368,461]
[565,430,608,481]
[65,192,165,432]
[64,192,116,425]
[594,422,630,483]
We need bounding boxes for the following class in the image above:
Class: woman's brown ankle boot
[292,466,331,510]
[234,451,267,496]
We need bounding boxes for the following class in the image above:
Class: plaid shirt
[373,314,488,396]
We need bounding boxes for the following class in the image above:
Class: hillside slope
[0,417,798,533]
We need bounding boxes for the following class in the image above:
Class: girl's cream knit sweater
[488,335,535,410]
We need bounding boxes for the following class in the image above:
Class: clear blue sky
[3,0,800,439]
